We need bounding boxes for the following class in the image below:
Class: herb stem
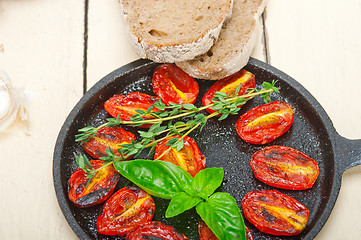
[122,89,270,126]
[88,161,113,175]
[75,81,279,176]
[154,122,202,160]
[154,111,220,160]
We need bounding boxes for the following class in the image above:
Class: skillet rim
[53,57,343,240]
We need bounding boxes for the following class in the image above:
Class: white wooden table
[1,0,360,239]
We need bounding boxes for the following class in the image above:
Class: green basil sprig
[197,193,246,240]
[114,159,194,199]
[114,159,246,240]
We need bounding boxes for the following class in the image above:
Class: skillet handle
[335,135,361,173]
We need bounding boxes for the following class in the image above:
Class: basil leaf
[114,159,193,199]
[192,168,224,200]
[165,192,202,218]
[196,192,246,240]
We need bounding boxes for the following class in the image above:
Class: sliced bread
[120,0,234,63]
[176,0,267,80]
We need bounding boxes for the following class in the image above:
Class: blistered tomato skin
[198,220,218,240]
[97,186,155,236]
[152,64,199,105]
[202,69,256,114]
[126,221,189,240]
[154,135,206,177]
[82,126,135,159]
[68,160,120,208]
[251,146,319,190]
[198,220,254,240]
[104,92,160,128]
[235,101,294,144]
[241,190,310,236]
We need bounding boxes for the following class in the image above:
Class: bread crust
[176,0,267,80]
[120,0,234,63]
[126,22,223,63]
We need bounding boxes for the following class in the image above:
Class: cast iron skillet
[53,58,361,240]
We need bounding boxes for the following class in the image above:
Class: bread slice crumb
[176,0,267,80]
[120,0,234,63]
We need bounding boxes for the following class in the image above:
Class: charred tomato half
[82,126,135,159]
[235,101,294,144]
[154,135,206,177]
[202,69,255,114]
[97,186,155,236]
[104,92,160,128]
[68,160,120,208]
[241,190,309,236]
[250,145,319,190]
[152,64,199,105]
[126,221,188,240]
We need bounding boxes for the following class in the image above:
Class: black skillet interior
[54,58,353,240]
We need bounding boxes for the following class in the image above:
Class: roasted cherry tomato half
[235,101,294,144]
[152,64,199,105]
[82,126,135,159]
[154,135,206,177]
[202,69,255,114]
[104,92,160,128]
[97,186,155,236]
[251,146,319,190]
[241,190,310,236]
[198,220,253,240]
[126,221,189,240]
[68,160,120,208]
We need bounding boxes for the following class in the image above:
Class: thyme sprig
[74,80,279,174]
[74,154,95,186]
